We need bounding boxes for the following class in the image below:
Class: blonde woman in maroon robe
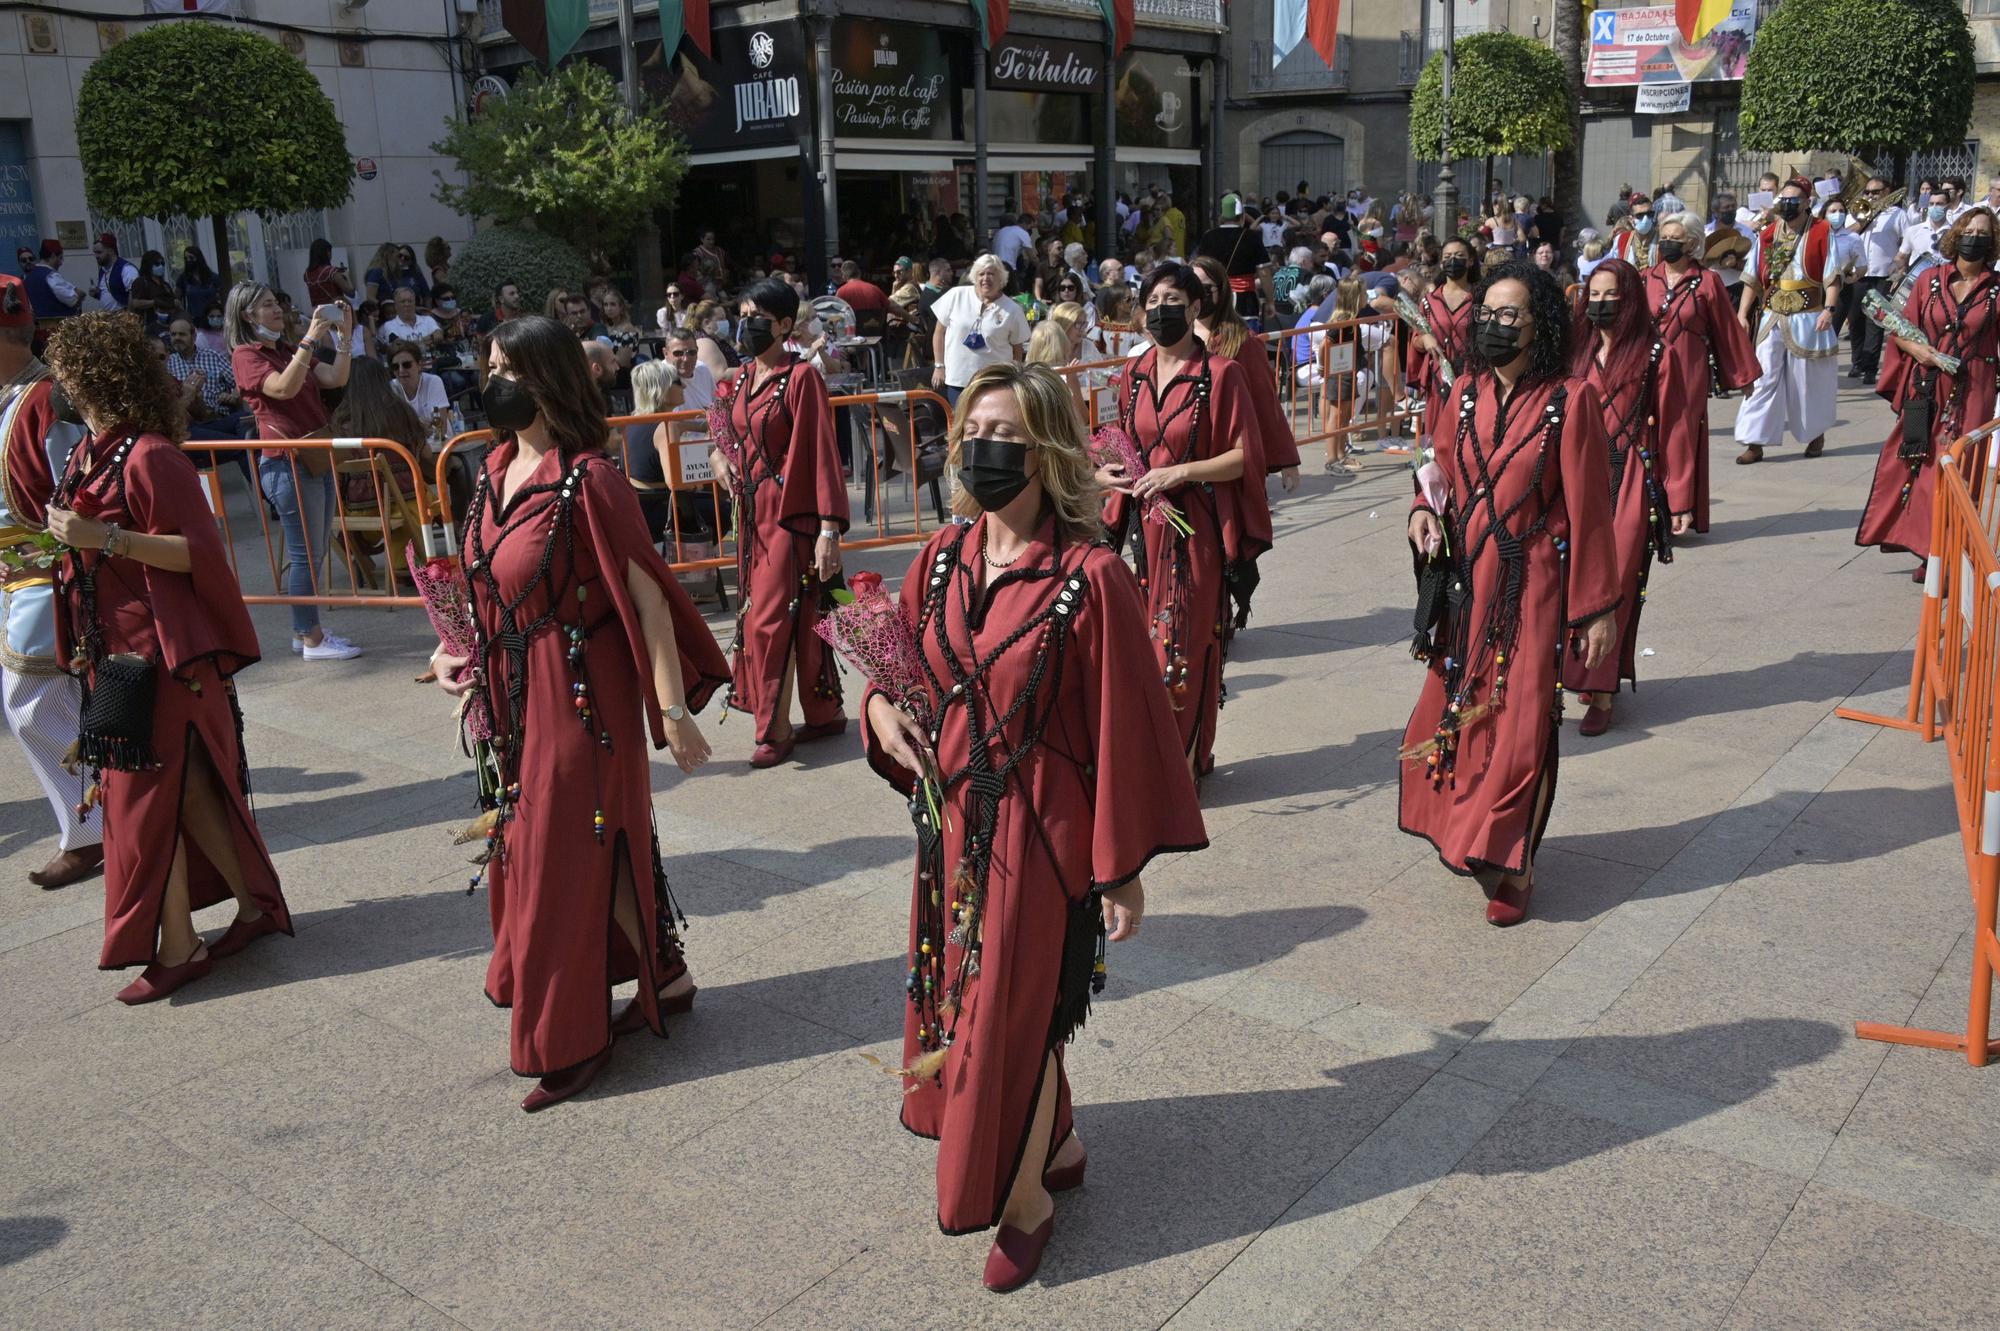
[1403,264,1620,926]
[42,313,290,1003]
[1562,259,1675,736]
[430,316,729,1112]
[1407,237,1479,449]
[709,277,849,768]
[1857,207,2000,572]
[1649,212,1760,533]
[1106,261,1260,781]
[863,362,1206,1291]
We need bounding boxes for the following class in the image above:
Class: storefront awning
[987,153,1094,172]
[1115,148,1204,166]
[687,145,801,167]
[835,151,966,173]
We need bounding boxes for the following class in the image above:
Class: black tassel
[1049,889,1106,1049]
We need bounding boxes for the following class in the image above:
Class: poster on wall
[654,24,807,154]
[831,19,957,140]
[0,125,41,264]
[1586,3,1757,87]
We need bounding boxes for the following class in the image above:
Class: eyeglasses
[1864,188,1885,196]
[667,290,683,299]
[1471,306,1528,327]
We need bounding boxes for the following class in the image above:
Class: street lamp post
[1431,0,1458,239]
[617,0,664,317]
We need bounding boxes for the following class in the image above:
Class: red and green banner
[970,0,1012,49]
[500,0,588,68]
[1098,0,1134,55]
[660,0,714,60]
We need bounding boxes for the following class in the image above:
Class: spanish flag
[1676,0,1732,43]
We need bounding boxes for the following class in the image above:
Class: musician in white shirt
[1848,178,1908,383]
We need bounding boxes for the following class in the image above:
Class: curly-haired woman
[43,313,290,1003]
[1401,263,1619,926]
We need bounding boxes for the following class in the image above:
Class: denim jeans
[258,457,334,636]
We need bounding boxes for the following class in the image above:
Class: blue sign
[0,123,40,262]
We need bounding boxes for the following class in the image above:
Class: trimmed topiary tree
[1410,31,1575,164]
[449,226,591,319]
[76,22,352,283]
[1739,0,1974,153]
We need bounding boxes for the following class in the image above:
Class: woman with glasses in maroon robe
[863,362,1206,1292]
[430,315,729,1112]
[1647,212,1761,533]
[1857,207,2000,572]
[1562,259,1676,736]
[708,277,849,769]
[1402,263,1619,926]
[42,313,290,1004]
[1105,262,1260,781]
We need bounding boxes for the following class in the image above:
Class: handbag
[1411,553,1466,662]
[1900,379,1936,462]
[77,651,159,772]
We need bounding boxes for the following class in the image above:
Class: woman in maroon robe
[1403,264,1620,926]
[1648,213,1761,534]
[708,277,849,768]
[42,313,290,1003]
[863,362,1206,1291]
[1857,207,2000,569]
[1561,259,1676,735]
[1105,262,1259,780]
[430,316,729,1112]
[1407,237,1479,450]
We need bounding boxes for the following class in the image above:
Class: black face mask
[1585,299,1620,327]
[480,375,538,434]
[49,382,84,426]
[1656,239,1687,264]
[738,316,779,358]
[1475,320,1527,366]
[959,437,1033,513]
[1775,197,1804,220]
[1146,303,1190,347]
[1959,233,1996,264]
[1441,257,1469,280]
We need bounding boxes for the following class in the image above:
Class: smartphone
[314,303,342,323]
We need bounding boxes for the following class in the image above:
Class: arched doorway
[1259,130,1345,201]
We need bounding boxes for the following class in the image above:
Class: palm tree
[1550,0,1587,239]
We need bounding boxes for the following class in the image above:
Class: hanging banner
[657,24,807,154]
[1586,2,1757,87]
[1635,82,1692,114]
[831,19,955,140]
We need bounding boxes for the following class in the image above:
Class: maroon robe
[1561,350,1668,696]
[51,431,289,968]
[724,356,849,743]
[862,518,1207,1233]
[1857,266,2000,559]
[1406,289,1475,445]
[1400,376,1620,876]
[1105,345,1260,776]
[469,445,730,1076]
[1226,338,1301,473]
[1220,339,1275,560]
[1648,264,1760,532]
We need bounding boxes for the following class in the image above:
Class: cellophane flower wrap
[406,545,492,743]
[1089,423,1194,535]
[814,570,947,826]
[705,376,745,474]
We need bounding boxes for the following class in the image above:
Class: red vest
[1755,218,1830,287]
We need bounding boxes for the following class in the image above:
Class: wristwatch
[665,703,687,722]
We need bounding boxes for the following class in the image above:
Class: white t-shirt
[394,371,450,420]
[1856,205,1907,279]
[1900,220,1947,277]
[993,225,1033,270]
[680,360,717,410]
[1259,219,1286,250]
[932,285,1030,388]
[380,313,440,347]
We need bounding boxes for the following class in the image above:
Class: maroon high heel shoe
[1043,1144,1087,1193]
[795,717,848,743]
[115,945,212,1005]
[612,982,697,1036]
[749,733,797,768]
[521,1045,612,1113]
[1485,876,1535,927]
[983,1214,1055,1293]
[208,911,282,959]
[1578,703,1612,737]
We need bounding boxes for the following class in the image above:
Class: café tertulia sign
[988,35,1101,94]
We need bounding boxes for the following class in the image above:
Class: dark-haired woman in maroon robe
[1857,208,2000,568]
[1403,266,1619,926]
[1407,238,1479,449]
[432,315,729,1112]
[1562,259,1676,735]
[710,278,849,769]
[1648,215,1760,534]
[1106,262,1259,780]
[43,314,289,1005]
[863,362,1205,1292]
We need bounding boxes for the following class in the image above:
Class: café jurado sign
[659,23,805,154]
[832,20,953,140]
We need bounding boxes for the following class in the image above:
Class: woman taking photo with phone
[227,281,363,660]
[43,312,291,1003]
[431,315,729,1112]
[863,361,1205,1291]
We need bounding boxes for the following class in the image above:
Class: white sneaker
[302,633,363,661]
[290,635,305,655]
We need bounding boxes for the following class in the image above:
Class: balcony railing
[1398,30,1426,86]
[478,0,1222,41]
[1243,41,1350,95]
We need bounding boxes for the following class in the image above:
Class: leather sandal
[116,944,212,1005]
[521,1045,612,1113]
[1485,877,1535,927]
[1578,703,1613,737]
[29,844,104,890]
[1736,445,1763,465]
[1803,435,1825,458]
[208,911,282,959]
[750,733,796,768]
[983,1214,1054,1293]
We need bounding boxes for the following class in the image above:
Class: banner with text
[1586,2,1756,87]
[831,19,957,140]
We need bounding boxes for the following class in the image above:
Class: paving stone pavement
[3,380,1994,1330]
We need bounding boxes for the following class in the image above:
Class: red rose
[849,570,884,598]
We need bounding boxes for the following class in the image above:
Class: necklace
[979,523,1024,568]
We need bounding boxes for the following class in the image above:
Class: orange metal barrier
[1265,313,1420,467]
[182,436,439,608]
[1842,428,2000,1066]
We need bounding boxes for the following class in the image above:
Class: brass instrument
[1841,161,1903,226]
